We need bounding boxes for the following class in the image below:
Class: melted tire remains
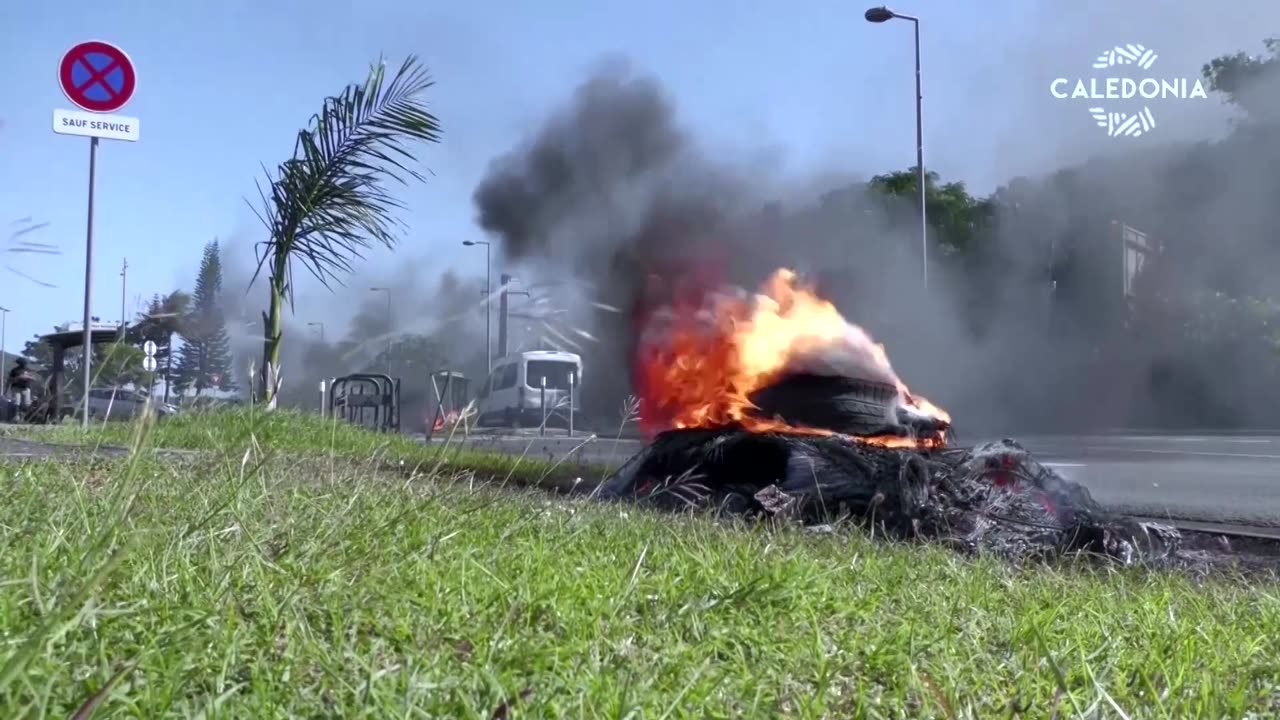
[599,430,1212,567]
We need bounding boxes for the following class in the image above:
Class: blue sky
[0,0,1271,351]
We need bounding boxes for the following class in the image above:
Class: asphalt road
[1013,434,1280,527]
[0,436,80,459]
[438,430,1280,527]
[6,428,1279,527]
[0,434,194,461]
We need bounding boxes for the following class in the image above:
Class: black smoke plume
[473,36,1280,435]
[473,63,754,417]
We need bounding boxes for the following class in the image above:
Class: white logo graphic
[1091,44,1158,71]
[1050,44,1209,138]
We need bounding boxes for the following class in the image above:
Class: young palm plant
[249,56,441,407]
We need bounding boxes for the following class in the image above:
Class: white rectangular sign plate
[53,108,139,142]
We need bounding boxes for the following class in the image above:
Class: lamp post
[0,305,8,396]
[307,321,325,344]
[865,5,928,290]
[369,287,392,376]
[463,240,492,374]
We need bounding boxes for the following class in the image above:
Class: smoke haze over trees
[214,222,493,424]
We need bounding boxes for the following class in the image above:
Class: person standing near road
[7,358,34,422]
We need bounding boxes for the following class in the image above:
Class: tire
[748,374,901,436]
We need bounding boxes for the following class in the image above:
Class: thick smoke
[473,40,1280,434]
[471,63,985,425]
[216,230,488,423]
[473,64,762,417]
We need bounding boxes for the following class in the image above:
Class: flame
[634,268,950,447]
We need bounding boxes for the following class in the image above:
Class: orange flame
[635,268,950,448]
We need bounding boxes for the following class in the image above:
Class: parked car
[83,388,179,421]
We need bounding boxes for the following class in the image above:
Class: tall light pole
[307,321,325,344]
[370,287,392,376]
[463,240,492,374]
[865,5,928,290]
[0,305,9,396]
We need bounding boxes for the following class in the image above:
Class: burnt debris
[599,431,1186,564]
[598,373,1204,567]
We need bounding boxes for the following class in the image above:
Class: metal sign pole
[0,307,8,396]
[119,258,128,335]
[427,374,443,440]
[57,40,139,426]
[80,136,99,428]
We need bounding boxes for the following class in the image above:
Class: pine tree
[175,240,236,395]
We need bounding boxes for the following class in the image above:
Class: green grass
[1,407,583,482]
[2,413,1280,716]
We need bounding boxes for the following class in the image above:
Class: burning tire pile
[598,268,1225,568]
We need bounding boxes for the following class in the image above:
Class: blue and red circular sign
[59,41,136,113]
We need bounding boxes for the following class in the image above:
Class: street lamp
[369,287,392,376]
[865,5,928,290]
[0,305,9,396]
[307,321,325,344]
[463,240,493,374]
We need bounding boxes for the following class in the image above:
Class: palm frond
[249,56,442,302]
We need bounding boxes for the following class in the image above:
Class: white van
[476,351,583,427]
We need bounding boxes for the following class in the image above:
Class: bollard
[540,375,547,437]
[568,372,575,437]
[318,380,327,417]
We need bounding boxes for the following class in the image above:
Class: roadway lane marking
[1016,436,1278,445]
[1081,446,1280,460]
[1128,517,1280,540]
[1107,436,1273,444]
